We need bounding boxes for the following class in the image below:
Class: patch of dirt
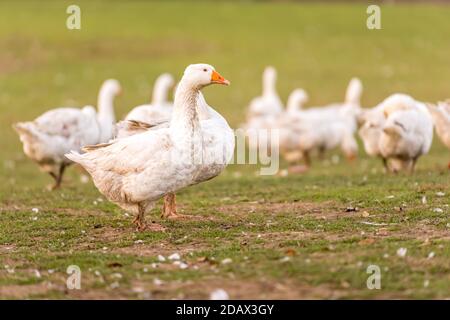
[216,201,355,220]
[0,244,16,254]
[113,240,211,258]
[240,231,347,247]
[363,223,450,241]
[0,283,51,299]
[89,226,128,242]
[44,277,349,300]
[130,278,370,300]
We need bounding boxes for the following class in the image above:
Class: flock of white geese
[243,67,449,174]
[12,64,450,231]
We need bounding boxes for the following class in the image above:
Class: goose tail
[64,150,84,164]
[12,122,41,142]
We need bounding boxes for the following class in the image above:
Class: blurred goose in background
[279,79,362,167]
[66,64,234,231]
[286,89,309,115]
[124,73,175,126]
[426,101,450,168]
[378,94,433,173]
[277,89,310,166]
[13,79,121,189]
[301,77,363,133]
[310,78,363,160]
[358,103,386,167]
[246,66,283,118]
[243,66,284,151]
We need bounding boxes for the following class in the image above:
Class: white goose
[301,78,363,133]
[277,79,362,166]
[13,79,121,189]
[426,101,450,168]
[66,64,234,231]
[124,73,175,126]
[244,66,283,151]
[378,94,433,172]
[116,91,234,216]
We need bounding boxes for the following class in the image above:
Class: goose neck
[97,89,116,122]
[152,80,171,105]
[263,74,276,97]
[97,89,116,142]
[171,81,201,135]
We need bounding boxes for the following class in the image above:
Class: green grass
[0,1,449,299]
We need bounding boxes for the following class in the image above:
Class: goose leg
[161,193,192,220]
[48,164,66,190]
[161,193,178,218]
[55,164,66,189]
[48,172,58,190]
[410,157,418,174]
[133,203,147,231]
[161,194,170,218]
[381,157,389,173]
[134,203,165,232]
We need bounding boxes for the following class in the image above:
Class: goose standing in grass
[66,64,233,231]
[13,79,121,189]
[378,94,433,173]
[124,73,175,126]
[116,91,234,217]
[426,101,450,168]
[311,78,363,161]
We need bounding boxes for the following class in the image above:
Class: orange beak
[211,70,230,86]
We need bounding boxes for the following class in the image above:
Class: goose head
[100,79,122,97]
[156,73,175,87]
[287,89,308,113]
[181,64,230,89]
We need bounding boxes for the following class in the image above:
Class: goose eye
[203,68,207,72]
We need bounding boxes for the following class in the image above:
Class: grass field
[0,1,449,299]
